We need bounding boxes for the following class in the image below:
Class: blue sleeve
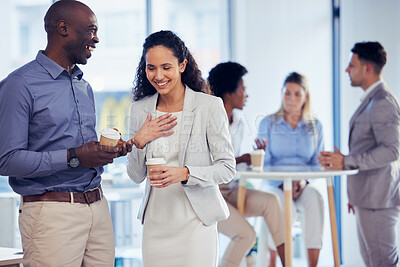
[257,116,272,165]
[310,119,324,165]
[0,75,67,178]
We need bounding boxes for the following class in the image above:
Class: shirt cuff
[344,155,356,170]
[50,149,69,171]
[182,166,195,186]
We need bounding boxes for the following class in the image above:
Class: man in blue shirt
[0,1,132,266]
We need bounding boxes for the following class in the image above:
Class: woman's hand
[280,180,307,199]
[254,137,269,151]
[292,180,307,199]
[147,166,189,188]
[133,112,177,149]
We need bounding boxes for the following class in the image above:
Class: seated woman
[258,72,324,267]
[208,62,286,267]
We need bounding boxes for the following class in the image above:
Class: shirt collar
[36,50,84,80]
[231,109,240,126]
[276,116,305,127]
[360,80,383,102]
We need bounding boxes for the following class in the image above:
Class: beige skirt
[142,183,218,267]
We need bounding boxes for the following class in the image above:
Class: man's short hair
[351,41,387,74]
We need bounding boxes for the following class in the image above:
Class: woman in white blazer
[127,30,236,267]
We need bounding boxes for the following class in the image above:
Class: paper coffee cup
[146,158,166,186]
[146,158,166,174]
[99,128,120,147]
[251,149,265,172]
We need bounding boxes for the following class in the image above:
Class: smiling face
[64,8,99,65]
[145,45,187,95]
[283,82,307,114]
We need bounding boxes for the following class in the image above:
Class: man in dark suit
[319,42,400,267]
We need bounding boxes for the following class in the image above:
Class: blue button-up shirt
[257,115,324,187]
[0,51,102,195]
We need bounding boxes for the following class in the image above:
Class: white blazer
[127,88,236,226]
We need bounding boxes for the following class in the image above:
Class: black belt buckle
[83,191,90,205]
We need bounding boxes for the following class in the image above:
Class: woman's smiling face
[145,45,187,95]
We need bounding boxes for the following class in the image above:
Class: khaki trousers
[19,195,115,267]
[218,188,285,267]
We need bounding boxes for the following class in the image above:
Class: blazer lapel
[348,83,384,142]
[179,88,196,167]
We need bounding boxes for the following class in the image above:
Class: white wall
[0,0,12,78]
[232,1,400,266]
[0,197,19,247]
[231,0,334,266]
[340,1,400,266]
[232,0,333,153]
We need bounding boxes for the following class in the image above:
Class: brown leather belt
[23,186,102,205]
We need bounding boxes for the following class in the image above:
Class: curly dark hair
[132,30,206,101]
[207,62,247,99]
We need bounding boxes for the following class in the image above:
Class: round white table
[236,166,358,267]
[0,247,23,266]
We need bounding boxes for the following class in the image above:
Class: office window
[0,0,50,79]
[0,1,230,262]
[0,0,51,188]
[151,0,230,75]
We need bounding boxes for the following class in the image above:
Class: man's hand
[236,153,251,165]
[111,128,133,157]
[75,141,119,168]
[318,146,345,170]
[348,203,355,214]
[116,138,133,157]
[292,180,306,199]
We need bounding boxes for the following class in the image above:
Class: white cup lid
[100,128,120,140]
[251,149,265,155]
[146,158,166,165]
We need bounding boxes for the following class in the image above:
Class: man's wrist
[67,148,80,168]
